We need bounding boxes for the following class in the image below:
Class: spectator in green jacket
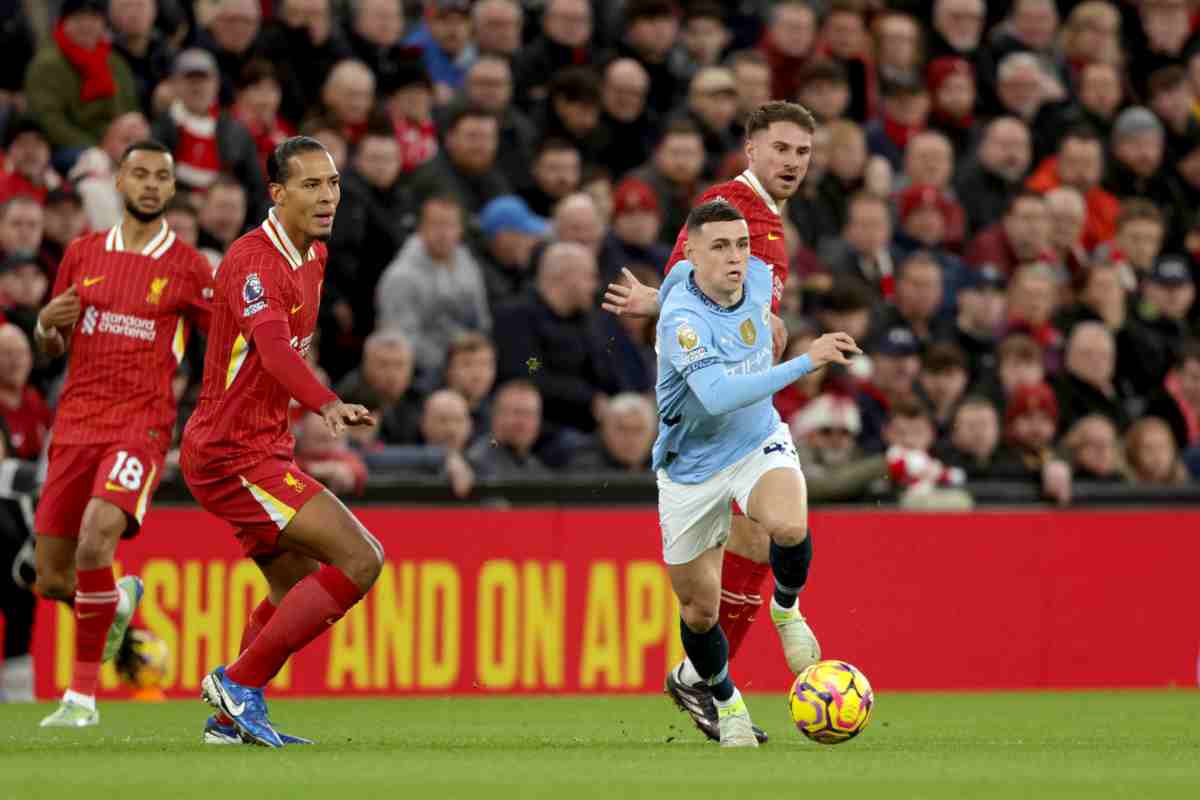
[23,0,138,157]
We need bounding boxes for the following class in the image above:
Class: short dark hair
[549,67,602,105]
[822,277,874,312]
[164,195,198,219]
[624,0,676,26]
[686,198,744,234]
[798,59,849,87]
[235,59,278,92]
[1117,197,1164,228]
[685,1,725,24]
[268,136,329,185]
[922,341,968,374]
[1060,124,1102,150]
[447,331,495,361]
[444,104,498,134]
[535,137,580,160]
[420,193,463,220]
[1147,65,1187,98]
[888,397,931,422]
[898,250,940,279]
[744,101,816,138]
[119,139,171,166]
[659,116,703,143]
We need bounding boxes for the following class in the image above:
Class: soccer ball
[115,628,170,690]
[788,660,874,744]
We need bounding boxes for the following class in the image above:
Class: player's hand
[805,332,861,369]
[319,400,376,437]
[602,267,659,318]
[39,285,81,330]
[770,313,788,362]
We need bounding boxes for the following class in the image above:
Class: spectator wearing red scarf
[230,60,296,178]
[926,56,978,159]
[864,73,930,172]
[757,1,816,103]
[23,0,138,153]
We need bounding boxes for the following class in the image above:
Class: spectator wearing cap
[403,0,476,104]
[518,139,582,218]
[966,190,1053,278]
[991,381,1072,504]
[610,176,671,269]
[108,0,174,113]
[325,126,416,349]
[891,184,969,303]
[757,0,817,104]
[443,55,533,189]
[256,0,352,127]
[411,105,510,215]
[796,60,852,125]
[925,56,977,159]
[376,194,490,381]
[1054,320,1133,434]
[66,110,150,231]
[596,58,657,179]
[230,60,296,178]
[1027,125,1119,250]
[346,0,414,92]
[1137,255,1198,358]
[513,0,594,110]
[38,187,86,280]
[950,264,1007,384]
[493,241,622,433]
[566,392,656,474]
[864,73,930,173]
[151,48,267,218]
[791,393,889,502]
[24,0,139,155]
[0,251,47,338]
[607,0,684,118]
[1104,106,1186,241]
[194,0,263,107]
[856,325,921,453]
[684,66,740,179]
[955,117,1032,238]
[0,117,61,206]
[813,0,878,124]
[477,195,551,302]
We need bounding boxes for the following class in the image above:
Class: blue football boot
[200,666,283,748]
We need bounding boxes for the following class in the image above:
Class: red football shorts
[35,442,166,538]
[186,458,325,557]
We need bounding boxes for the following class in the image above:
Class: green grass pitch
[3,691,1199,800]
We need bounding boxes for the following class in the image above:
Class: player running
[181,136,382,748]
[653,199,858,746]
[604,101,819,742]
[34,140,213,728]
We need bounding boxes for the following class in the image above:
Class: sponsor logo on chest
[79,305,156,341]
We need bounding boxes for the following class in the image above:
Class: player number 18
[108,451,145,491]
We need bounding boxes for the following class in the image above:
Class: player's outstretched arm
[34,285,80,358]
[602,268,659,317]
[685,332,860,416]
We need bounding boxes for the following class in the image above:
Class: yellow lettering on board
[476,560,519,689]
[372,562,415,689]
[579,561,620,689]
[625,561,667,687]
[140,559,180,688]
[521,561,565,689]
[327,602,370,689]
[418,562,460,689]
[181,561,225,689]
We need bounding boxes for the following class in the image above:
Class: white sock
[714,687,742,709]
[678,659,702,685]
[63,689,96,710]
[1,655,34,703]
[116,583,133,617]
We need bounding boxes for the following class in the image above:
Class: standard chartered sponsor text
[98,311,156,341]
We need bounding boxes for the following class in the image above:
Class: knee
[765,522,808,548]
[680,599,719,633]
[341,533,384,592]
[34,572,74,603]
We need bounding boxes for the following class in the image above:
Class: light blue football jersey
[653,257,781,483]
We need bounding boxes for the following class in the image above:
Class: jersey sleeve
[221,248,290,339]
[661,308,719,379]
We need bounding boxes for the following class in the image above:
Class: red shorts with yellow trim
[186,457,324,558]
[34,442,166,538]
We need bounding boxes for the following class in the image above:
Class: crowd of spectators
[1,0,1200,505]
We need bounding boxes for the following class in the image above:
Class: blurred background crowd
[0,0,1198,515]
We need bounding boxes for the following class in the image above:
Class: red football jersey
[48,222,212,448]
[666,170,789,312]
[182,209,326,478]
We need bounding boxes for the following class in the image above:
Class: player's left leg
[204,550,318,746]
[744,466,821,675]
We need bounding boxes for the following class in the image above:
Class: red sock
[216,599,277,724]
[719,551,757,658]
[226,566,362,688]
[736,561,773,656]
[70,566,119,698]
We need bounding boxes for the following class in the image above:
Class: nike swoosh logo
[78,611,103,619]
[82,276,106,287]
[217,680,246,716]
[290,304,303,315]
[767,233,781,241]
[104,482,130,493]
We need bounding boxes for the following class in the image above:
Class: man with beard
[32,140,213,728]
[954,116,1031,237]
[602,101,817,744]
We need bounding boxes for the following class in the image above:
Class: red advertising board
[28,508,1200,698]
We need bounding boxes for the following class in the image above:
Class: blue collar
[687,272,746,313]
